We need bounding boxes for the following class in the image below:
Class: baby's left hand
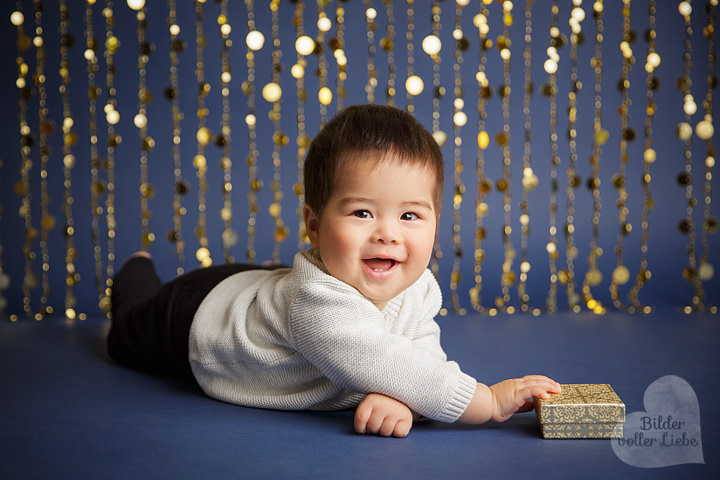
[354,393,414,438]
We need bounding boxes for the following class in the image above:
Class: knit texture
[189,249,477,422]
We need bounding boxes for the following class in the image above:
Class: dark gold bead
[678,220,691,234]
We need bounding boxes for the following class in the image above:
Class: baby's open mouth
[364,258,397,272]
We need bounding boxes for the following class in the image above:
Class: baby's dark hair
[304,104,444,216]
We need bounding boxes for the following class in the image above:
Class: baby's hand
[354,393,414,438]
[489,375,561,422]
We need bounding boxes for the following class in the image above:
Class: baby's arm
[354,393,414,438]
[458,375,561,424]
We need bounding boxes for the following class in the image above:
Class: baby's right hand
[354,393,414,438]
[489,375,561,422]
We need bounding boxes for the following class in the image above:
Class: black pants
[107,257,276,380]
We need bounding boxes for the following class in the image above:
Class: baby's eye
[401,212,419,221]
[353,210,372,219]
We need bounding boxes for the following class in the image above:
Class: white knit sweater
[188,249,477,423]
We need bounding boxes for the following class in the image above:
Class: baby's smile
[364,258,398,273]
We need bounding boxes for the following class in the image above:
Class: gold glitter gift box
[535,384,625,439]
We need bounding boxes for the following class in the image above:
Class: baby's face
[305,156,438,310]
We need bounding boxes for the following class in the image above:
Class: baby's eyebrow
[401,200,434,211]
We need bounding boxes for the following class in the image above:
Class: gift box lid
[535,384,625,424]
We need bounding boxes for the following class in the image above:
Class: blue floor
[2,310,718,479]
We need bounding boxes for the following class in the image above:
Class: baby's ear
[303,205,320,247]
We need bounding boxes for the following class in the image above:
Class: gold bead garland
[364,1,377,103]
[34,0,53,319]
[404,0,418,112]
[563,0,584,312]
[543,0,561,313]
[244,0,261,264]
[315,1,331,125]
[382,0,396,106]
[102,1,118,314]
[469,1,491,313]
[609,0,635,310]
[293,1,309,248]
[582,0,606,314]
[59,0,80,321]
[497,1,515,313]
[449,0,466,314]
[194,0,212,267]
[697,0,717,313]
[628,0,658,313]
[334,1,347,111]
[218,0,235,263]
[428,1,444,284]
[518,0,536,313]
[166,0,187,275]
[269,0,289,263]
[131,1,155,252]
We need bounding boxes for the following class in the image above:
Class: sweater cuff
[437,373,477,423]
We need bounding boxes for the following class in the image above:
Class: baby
[108,104,560,437]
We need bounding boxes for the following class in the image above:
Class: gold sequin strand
[269,0,289,263]
[469,1,491,314]
[218,1,235,263]
[404,0,420,112]
[426,1,444,283]
[582,0,606,314]
[609,0,636,310]
[130,0,155,251]
[34,0,53,319]
[496,1,514,313]
[364,1,378,103]
[11,5,36,319]
[518,0,537,313]
[244,0,262,264]
[333,2,347,111]
[194,0,212,268]
[382,0,396,106]
[316,1,332,124]
[166,0,187,274]
[563,0,585,312]
[102,1,119,314]
[86,0,106,312]
[696,0,717,312]
[293,1,309,248]
[449,0,466,314]
[59,0,80,321]
[628,0,659,313]
[543,1,561,313]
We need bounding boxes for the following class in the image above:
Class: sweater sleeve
[288,278,476,423]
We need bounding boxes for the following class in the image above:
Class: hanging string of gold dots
[194,0,212,268]
[469,1,491,313]
[364,1,378,103]
[696,0,717,313]
[10,5,34,320]
[582,0,606,315]
[268,0,289,264]
[562,0,585,312]
[33,0,53,319]
[244,0,263,264]
[218,0,235,263]
[333,2,347,111]
[102,1,119,314]
[448,0,467,314]
[676,0,702,312]
[166,0,187,275]
[128,0,156,252]
[543,0,561,313]
[628,0,659,313]
[59,0,80,321]
[293,1,309,249]
[315,2,332,124]
[609,0,635,310]
[496,0,514,314]
[382,0,396,106]
[404,0,421,113]
[425,1,444,282]
[518,0,537,314]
